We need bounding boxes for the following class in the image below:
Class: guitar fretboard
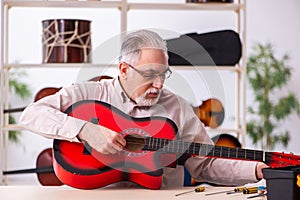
[143,137,265,162]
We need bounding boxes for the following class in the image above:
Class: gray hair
[119,29,168,65]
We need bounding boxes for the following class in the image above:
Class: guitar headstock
[266,152,300,168]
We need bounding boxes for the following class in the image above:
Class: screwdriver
[175,186,205,196]
[247,186,267,199]
[226,187,246,194]
[243,187,258,194]
[205,186,245,196]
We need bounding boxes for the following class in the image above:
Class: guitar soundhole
[124,134,146,151]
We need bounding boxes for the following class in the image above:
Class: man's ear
[119,62,129,80]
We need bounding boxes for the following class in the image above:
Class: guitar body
[194,98,225,129]
[211,133,241,148]
[52,100,178,189]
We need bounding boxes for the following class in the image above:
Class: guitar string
[126,139,296,165]
[127,138,265,161]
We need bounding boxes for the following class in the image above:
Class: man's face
[120,48,169,105]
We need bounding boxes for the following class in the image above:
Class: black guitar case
[186,0,234,3]
[167,30,242,66]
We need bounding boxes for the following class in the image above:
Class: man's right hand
[77,122,126,154]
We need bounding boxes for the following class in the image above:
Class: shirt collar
[114,77,131,104]
[114,77,162,107]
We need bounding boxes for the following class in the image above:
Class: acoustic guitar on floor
[53,100,300,189]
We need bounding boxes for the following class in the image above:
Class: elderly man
[20,29,267,188]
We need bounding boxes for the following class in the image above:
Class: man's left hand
[256,162,269,180]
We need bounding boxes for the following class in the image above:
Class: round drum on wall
[42,19,92,63]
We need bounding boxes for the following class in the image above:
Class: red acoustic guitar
[53,100,300,190]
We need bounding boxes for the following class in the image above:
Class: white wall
[2,0,300,185]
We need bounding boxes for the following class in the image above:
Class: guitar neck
[143,137,266,163]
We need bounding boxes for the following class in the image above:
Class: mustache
[135,88,161,106]
[145,88,160,95]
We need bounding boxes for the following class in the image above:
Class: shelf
[3,0,122,9]
[170,65,242,72]
[3,63,242,72]
[128,2,244,12]
[207,127,243,134]
[3,1,244,11]
[3,63,113,69]
[3,124,24,131]
[1,0,247,186]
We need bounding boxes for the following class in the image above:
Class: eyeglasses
[125,62,172,81]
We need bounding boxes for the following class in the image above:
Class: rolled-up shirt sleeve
[185,156,258,185]
[177,97,259,186]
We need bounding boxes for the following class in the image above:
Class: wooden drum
[42,19,92,63]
